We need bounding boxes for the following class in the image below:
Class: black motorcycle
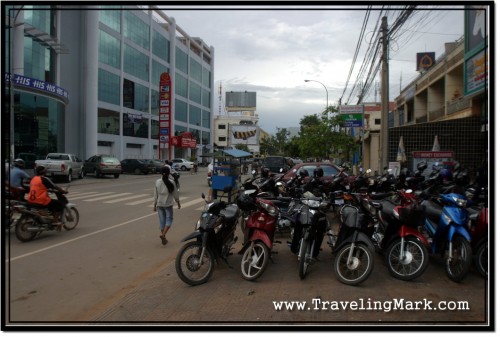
[175,187,240,286]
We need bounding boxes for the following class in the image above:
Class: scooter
[420,193,472,282]
[237,190,280,281]
[13,188,79,242]
[175,187,240,286]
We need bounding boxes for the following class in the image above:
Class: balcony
[447,96,472,115]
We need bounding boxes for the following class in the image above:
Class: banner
[230,125,259,145]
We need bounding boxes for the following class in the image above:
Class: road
[3,168,491,329]
[5,169,211,323]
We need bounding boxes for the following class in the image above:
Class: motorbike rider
[8,158,31,200]
[28,165,67,225]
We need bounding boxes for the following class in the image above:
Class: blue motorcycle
[421,193,472,282]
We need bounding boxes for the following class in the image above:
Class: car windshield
[263,157,285,166]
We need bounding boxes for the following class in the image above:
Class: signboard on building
[339,105,363,128]
[230,125,259,145]
[158,73,172,152]
[225,91,256,111]
[416,52,435,71]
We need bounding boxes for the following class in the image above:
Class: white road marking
[69,192,114,200]
[82,193,131,201]
[104,194,150,203]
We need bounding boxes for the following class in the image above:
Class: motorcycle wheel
[63,207,80,230]
[175,241,215,286]
[298,238,313,280]
[15,216,39,242]
[445,235,472,282]
[475,241,487,278]
[334,243,373,286]
[240,241,270,281]
[385,237,429,281]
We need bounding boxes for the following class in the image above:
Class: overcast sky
[161,5,464,134]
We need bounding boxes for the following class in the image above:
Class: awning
[222,149,253,158]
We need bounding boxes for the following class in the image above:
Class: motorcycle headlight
[452,196,467,208]
[442,213,452,225]
[196,212,211,230]
[258,200,278,217]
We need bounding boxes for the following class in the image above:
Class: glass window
[151,89,159,116]
[99,7,121,32]
[189,105,201,126]
[175,124,187,134]
[202,110,211,128]
[202,67,211,88]
[98,69,120,105]
[189,81,201,104]
[123,113,148,138]
[175,99,187,123]
[99,30,121,69]
[175,73,188,98]
[202,131,210,146]
[98,108,120,135]
[190,58,202,82]
[202,88,210,108]
[123,78,149,113]
[24,6,51,34]
[24,36,52,82]
[175,47,188,74]
[152,30,169,61]
[124,11,149,50]
[151,119,159,139]
[152,60,168,86]
[124,44,149,82]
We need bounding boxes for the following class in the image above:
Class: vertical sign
[158,73,171,159]
[339,105,364,127]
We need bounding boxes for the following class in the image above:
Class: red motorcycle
[237,190,279,281]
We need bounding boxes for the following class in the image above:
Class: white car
[171,158,194,171]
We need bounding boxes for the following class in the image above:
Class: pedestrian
[153,165,181,245]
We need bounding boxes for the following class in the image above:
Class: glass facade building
[4,5,214,162]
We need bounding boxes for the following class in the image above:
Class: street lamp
[304,79,328,112]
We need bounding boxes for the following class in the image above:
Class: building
[5,5,214,162]
[390,37,487,172]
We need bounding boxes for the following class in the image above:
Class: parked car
[35,153,84,182]
[120,159,155,175]
[145,159,165,173]
[282,162,354,193]
[171,158,194,171]
[262,156,291,174]
[83,155,121,178]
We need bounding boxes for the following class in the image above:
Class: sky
[159,4,465,135]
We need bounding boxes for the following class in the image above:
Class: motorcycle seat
[421,200,442,221]
[369,192,394,200]
[220,204,240,222]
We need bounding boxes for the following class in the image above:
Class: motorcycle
[175,187,240,286]
[420,193,473,282]
[370,190,430,281]
[465,187,488,278]
[332,197,377,286]
[13,188,79,242]
[288,196,330,279]
[237,189,280,281]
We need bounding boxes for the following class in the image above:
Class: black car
[262,156,291,174]
[120,159,155,175]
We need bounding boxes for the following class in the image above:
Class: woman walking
[153,166,181,245]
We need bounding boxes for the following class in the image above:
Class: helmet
[440,168,453,184]
[237,192,255,212]
[13,158,25,168]
[261,167,271,178]
[298,169,309,178]
[35,165,47,175]
[313,167,324,178]
[276,181,286,194]
[416,161,427,172]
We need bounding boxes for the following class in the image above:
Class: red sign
[158,73,172,157]
[171,133,197,149]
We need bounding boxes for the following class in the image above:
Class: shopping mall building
[4,5,214,163]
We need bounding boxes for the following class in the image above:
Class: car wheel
[181,165,187,171]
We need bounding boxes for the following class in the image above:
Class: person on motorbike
[27,165,67,225]
[8,158,31,200]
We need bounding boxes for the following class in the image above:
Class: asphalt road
[3,168,492,330]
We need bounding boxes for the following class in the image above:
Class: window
[189,105,201,126]
[123,79,149,112]
[190,58,202,82]
[202,89,210,108]
[99,7,121,32]
[174,99,188,122]
[189,81,201,104]
[175,73,188,98]
[123,113,148,138]
[124,11,149,50]
[99,30,121,69]
[152,60,169,87]
[98,108,120,135]
[175,47,188,74]
[151,89,159,115]
[124,44,149,82]
[218,124,226,129]
[98,69,120,105]
[152,30,169,61]
[202,110,210,128]
[202,67,211,88]
[374,118,381,125]
[218,137,226,142]
[151,119,159,139]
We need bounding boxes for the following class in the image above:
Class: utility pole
[379,16,389,174]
